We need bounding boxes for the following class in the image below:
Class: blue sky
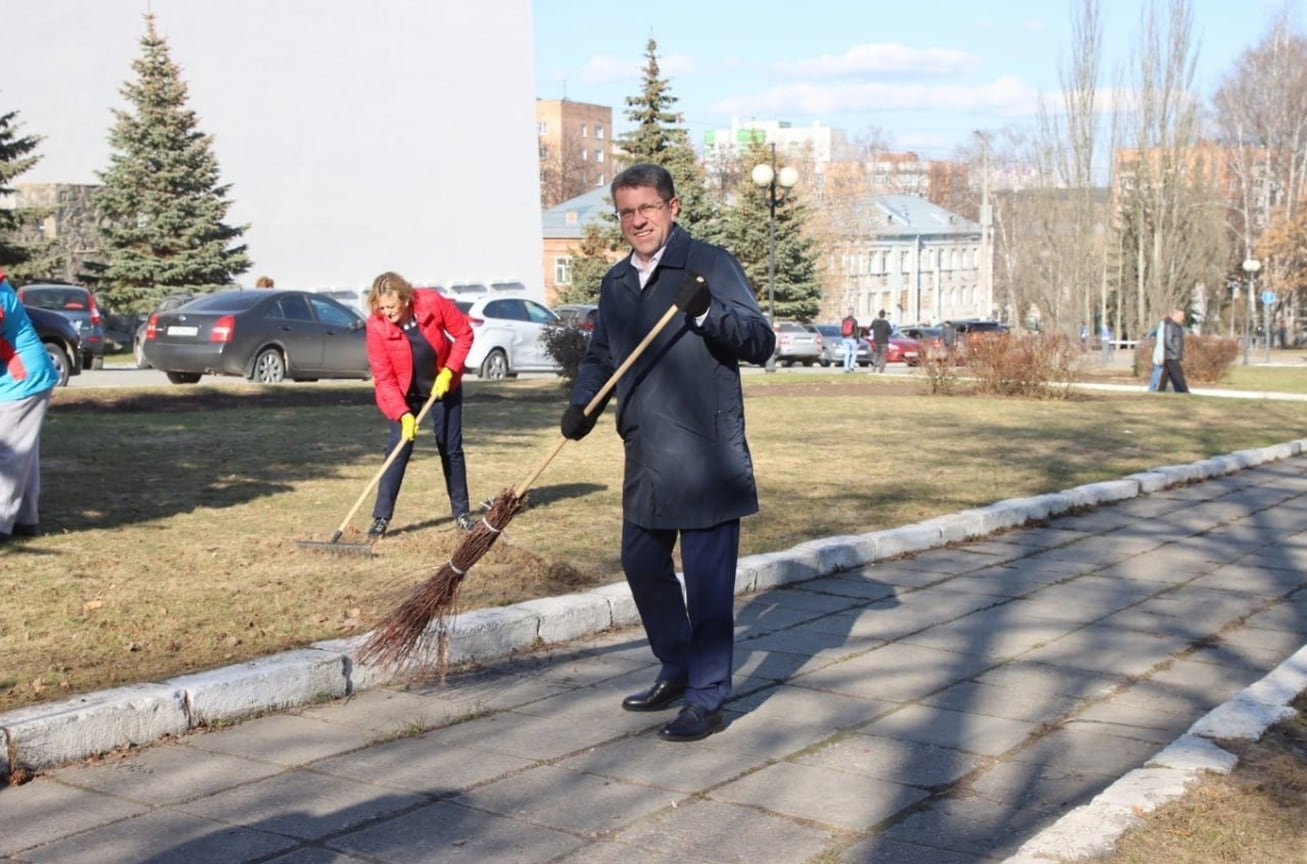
[534,0,1300,159]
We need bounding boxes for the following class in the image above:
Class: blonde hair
[255,275,275,289]
[369,271,415,315]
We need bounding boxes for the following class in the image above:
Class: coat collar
[611,224,692,293]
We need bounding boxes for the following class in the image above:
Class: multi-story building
[702,118,848,189]
[827,195,990,326]
[537,99,613,209]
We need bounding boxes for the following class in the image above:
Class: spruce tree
[617,38,720,243]
[94,14,249,312]
[0,106,54,279]
[720,142,822,322]
[558,219,620,304]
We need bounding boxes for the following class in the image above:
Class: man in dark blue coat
[561,162,775,742]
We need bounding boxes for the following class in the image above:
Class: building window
[554,256,573,285]
[596,149,604,163]
[538,121,548,135]
[581,149,588,161]
[580,124,587,138]
[596,124,604,139]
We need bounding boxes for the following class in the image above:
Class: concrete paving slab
[792,641,998,704]
[182,712,373,766]
[17,808,300,864]
[47,739,285,805]
[839,836,997,864]
[919,679,1084,725]
[973,661,1126,702]
[880,795,1049,859]
[968,758,1107,812]
[608,797,836,864]
[706,685,897,759]
[711,760,930,829]
[456,762,679,834]
[558,732,769,793]
[309,735,536,793]
[328,799,587,864]
[860,703,1040,757]
[1009,722,1167,779]
[795,732,985,787]
[1016,623,1194,677]
[0,776,150,858]
[422,707,632,761]
[933,565,1067,597]
[899,613,1083,663]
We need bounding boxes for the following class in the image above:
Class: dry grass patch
[1086,692,1307,864]
[5,375,1307,712]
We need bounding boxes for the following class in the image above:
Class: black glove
[560,404,597,440]
[674,271,711,318]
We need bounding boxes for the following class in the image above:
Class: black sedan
[141,290,371,384]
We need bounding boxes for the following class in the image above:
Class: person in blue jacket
[560,163,776,742]
[0,270,60,543]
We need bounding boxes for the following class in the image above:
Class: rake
[297,388,441,556]
[356,282,698,671]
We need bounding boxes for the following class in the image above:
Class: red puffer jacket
[366,289,473,420]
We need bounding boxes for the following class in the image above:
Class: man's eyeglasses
[615,200,667,223]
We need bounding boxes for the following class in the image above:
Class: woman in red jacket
[365,272,475,539]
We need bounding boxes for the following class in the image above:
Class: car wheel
[250,348,287,383]
[801,359,814,367]
[781,358,794,367]
[133,337,151,369]
[165,371,202,384]
[44,343,71,387]
[479,349,509,380]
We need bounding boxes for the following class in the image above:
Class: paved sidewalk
[3,459,1307,863]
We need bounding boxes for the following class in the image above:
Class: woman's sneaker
[455,512,476,531]
[366,517,389,540]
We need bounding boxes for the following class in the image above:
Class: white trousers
[0,389,51,533]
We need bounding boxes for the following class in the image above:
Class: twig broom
[356,293,692,671]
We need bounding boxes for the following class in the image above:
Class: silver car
[808,323,871,367]
[772,321,821,366]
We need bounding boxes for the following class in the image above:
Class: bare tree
[1213,10,1307,326]
[539,130,597,209]
[1115,0,1227,335]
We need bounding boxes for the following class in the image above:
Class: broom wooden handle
[512,301,683,497]
[330,385,443,541]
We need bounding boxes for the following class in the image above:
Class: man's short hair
[612,162,676,202]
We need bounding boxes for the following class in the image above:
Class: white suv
[454,295,562,379]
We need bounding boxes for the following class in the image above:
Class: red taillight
[210,315,235,343]
[145,314,159,340]
[88,293,102,326]
[466,315,484,327]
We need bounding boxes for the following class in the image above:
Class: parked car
[141,289,371,384]
[953,320,1009,336]
[884,333,921,365]
[15,283,105,370]
[453,294,563,379]
[24,304,83,387]
[808,323,870,367]
[134,292,200,368]
[772,321,821,366]
[554,303,599,332]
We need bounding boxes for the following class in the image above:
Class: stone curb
[1003,646,1307,863]
[3,438,1305,781]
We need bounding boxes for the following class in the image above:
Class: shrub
[964,332,1081,399]
[917,346,959,395]
[1132,334,1240,384]
[541,323,590,389]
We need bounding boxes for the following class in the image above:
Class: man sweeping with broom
[561,163,775,742]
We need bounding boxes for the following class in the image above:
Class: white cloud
[1021,18,1047,32]
[772,43,982,80]
[577,54,639,85]
[709,75,1042,118]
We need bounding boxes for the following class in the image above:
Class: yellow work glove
[399,412,417,442]
[434,367,454,399]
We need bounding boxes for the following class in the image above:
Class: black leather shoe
[658,704,724,742]
[621,679,686,712]
[12,523,38,537]
[366,517,389,540]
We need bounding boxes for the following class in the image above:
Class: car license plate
[167,325,199,336]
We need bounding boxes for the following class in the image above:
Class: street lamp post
[1241,258,1261,366]
[752,143,798,373]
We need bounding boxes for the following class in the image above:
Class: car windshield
[815,325,841,338]
[22,287,91,311]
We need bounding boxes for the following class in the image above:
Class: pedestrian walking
[870,309,892,373]
[560,162,775,743]
[0,270,60,543]
[839,309,859,372]
[1156,309,1189,394]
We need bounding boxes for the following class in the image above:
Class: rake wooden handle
[329,386,443,542]
[512,301,683,497]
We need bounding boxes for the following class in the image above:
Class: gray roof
[541,186,611,239]
[864,194,980,238]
